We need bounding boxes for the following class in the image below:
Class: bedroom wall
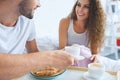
[33,0,75,38]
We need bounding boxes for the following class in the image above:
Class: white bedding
[98,56,120,71]
[36,36,59,51]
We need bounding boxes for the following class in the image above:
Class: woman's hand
[90,55,100,63]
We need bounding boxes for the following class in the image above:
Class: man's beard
[19,1,33,19]
[19,7,33,19]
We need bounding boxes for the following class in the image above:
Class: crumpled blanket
[72,44,92,67]
[97,56,120,71]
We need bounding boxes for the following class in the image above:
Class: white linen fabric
[67,19,89,47]
[36,35,59,51]
[0,15,36,54]
[97,56,120,71]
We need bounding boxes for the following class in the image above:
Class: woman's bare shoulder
[60,17,70,23]
[59,17,70,29]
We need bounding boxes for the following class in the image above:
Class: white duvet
[98,56,120,71]
[36,36,59,51]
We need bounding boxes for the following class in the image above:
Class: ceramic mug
[65,45,85,60]
[65,46,80,57]
[87,63,105,79]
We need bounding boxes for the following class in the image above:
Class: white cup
[87,63,105,79]
[65,46,84,60]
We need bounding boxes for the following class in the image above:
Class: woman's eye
[77,3,81,7]
[84,6,90,8]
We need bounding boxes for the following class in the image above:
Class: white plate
[117,71,120,80]
[82,72,104,80]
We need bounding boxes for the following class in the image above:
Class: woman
[59,0,105,54]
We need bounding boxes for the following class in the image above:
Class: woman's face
[75,0,90,21]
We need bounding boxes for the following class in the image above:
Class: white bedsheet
[98,56,120,71]
[36,36,59,51]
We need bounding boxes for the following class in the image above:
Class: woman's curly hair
[69,0,105,54]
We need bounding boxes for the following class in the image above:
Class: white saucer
[75,56,85,60]
[82,72,104,80]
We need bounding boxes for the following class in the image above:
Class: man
[0,0,77,80]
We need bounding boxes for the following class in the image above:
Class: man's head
[19,0,40,19]
[0,0,40,19]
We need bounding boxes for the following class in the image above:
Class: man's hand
[35,50,78,69]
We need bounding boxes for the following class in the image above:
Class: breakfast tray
[67,66,119,80]
[13,66,120,80]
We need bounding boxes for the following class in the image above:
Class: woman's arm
[59,18,70,49]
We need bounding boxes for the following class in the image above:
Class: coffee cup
[87,63,105,79]
[65,46,84,60]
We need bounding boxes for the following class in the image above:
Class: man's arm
[0,50,76,80]
[0,53,38,80]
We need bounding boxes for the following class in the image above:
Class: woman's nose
[78,7,83,12]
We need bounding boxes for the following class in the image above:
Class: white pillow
[36,36,59,51]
